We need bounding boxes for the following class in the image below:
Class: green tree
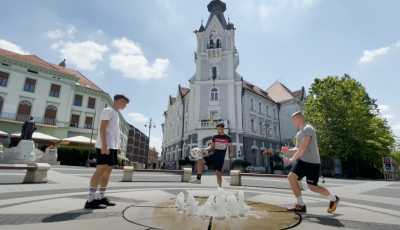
[304,74,395,164]
[391,138,400,164]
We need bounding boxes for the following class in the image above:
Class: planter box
[182,165,193,169]
[43,149,58,162]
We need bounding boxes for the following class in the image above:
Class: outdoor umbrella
[10,131,60,144]
[0,130,8,138]
[60,135,96,147]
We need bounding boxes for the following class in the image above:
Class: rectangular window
[70,114,80,127]
[251,119,254,131]
[84,117,93,129]
[259,122,263,134]
[24,78,36,92]
[0,71,9,87]
[74,95,82,106]
[88,97,95,109]
[49,84,60,97]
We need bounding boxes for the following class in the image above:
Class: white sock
[88,187,97,202]
[99,187,106,199]
[327,193,336,202]
[296,196,305,206]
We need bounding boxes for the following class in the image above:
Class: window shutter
[0,71,9,78]
[88,98,95,105]
[25,78,36,85]
[51,84,60,92]
[71,115,80,124]
[75,95,82,100]
[85,117,93,125]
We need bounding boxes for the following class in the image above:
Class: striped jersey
[212,134,232,157]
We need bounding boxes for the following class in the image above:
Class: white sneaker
[189,179,201,184]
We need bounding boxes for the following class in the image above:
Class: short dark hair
[114,94,130,103]
[216,123,225,128]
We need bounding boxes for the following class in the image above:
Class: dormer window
[209,39,214,48]
[216,39,221,48]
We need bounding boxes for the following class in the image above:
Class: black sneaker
[98,197,116,206]
[287,204,307,212]
[84,199,107,209]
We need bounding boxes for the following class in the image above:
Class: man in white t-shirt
[85,94,129,209]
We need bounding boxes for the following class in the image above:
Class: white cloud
[395,40,400,48]
[378,105,390,112]
[128,112,149,122]
[50,42,62,50]
[110,37,169,80]
[392,124,400,130]
[46,29,64,39]
[150,135,162,153]
[359,47,390,63]
[59,41,108,70]
[97,30,103,34]
[0,39,29,54]
[382,114,395,119]
[67,25,77,38]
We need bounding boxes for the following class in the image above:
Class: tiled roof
[181,87,190,96]
[0,48,103,92]
[292,89,302,100]
[243,80,276,103]
[171,97,176,104]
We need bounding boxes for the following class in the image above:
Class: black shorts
[96,148,118,166]
[203,153,225,172]
[290,160,320,186]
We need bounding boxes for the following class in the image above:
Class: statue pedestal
[2,140,35,163]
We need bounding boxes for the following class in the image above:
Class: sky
[1,0,399,153]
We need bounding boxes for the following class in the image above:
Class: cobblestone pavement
[0,165,399,230]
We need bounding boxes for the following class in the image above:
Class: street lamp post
[85,109,96,168]
[144,118,156,169]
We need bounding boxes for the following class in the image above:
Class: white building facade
[0,49,129,156]
[161,0,307,172]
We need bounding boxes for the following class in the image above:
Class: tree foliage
[304,74,395,162]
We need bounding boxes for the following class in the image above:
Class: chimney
[59,59,66,67]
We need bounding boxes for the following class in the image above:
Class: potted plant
[179,157,195,169]
[231,159,244,172]
[242,161,252,172]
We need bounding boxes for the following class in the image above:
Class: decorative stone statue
[21,116,37,140]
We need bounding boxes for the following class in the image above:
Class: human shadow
[41,209,97,223]
[304,213,345,228]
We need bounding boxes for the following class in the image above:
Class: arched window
[273,108,276,118]
[44,105,57,125]
[259,122,262,134]
[251,119,254,131]
[209,39,214,48]
[16,101,32,121]
[266,106,269,116]
[0,96,3,113]
[259,102,262,113]
[212,67,217,80]
[250,99,254,110]
[211,88,218,100]
[216,39,221,48]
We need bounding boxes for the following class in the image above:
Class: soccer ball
[190,148,201,159]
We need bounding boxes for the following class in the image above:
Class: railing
[197,119,229,129]
[0,112,57,126]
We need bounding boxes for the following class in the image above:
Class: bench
[0,163,51,183]
[122,167,192,182]
[230,170,304,190]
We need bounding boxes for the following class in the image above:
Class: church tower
[187,0,243,163]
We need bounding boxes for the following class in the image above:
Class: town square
[0,0,399,229]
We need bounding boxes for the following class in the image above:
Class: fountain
[227,195,238,218]
[187,193,198,216]
[237,190,246,216]
[175,192,185,211]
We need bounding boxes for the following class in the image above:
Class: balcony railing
[0,112,57,126]
[197,119,229,129]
